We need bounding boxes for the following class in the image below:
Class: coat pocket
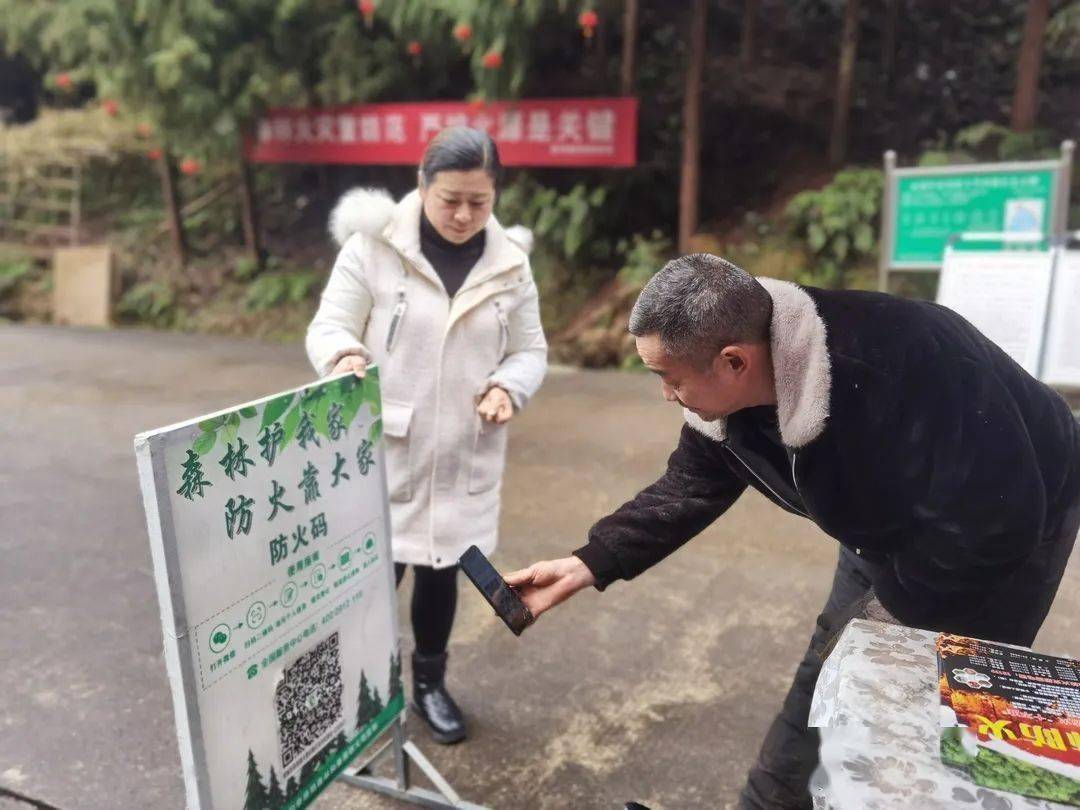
[468,417,508,495]
[381,399,414,503]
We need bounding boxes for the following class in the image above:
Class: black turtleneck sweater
[419,212,486,298]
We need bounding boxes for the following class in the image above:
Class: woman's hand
[331,354,368,378]
[503,557,597,621]
[477,386,514,424]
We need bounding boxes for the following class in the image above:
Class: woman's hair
[419,126,503,190]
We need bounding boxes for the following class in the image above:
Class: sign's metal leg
[393,716,409,790]
[401,741,462,805]
[338,717,489,809]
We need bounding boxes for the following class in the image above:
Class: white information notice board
[135,368,403,809]
[936,248,1055,376]
[1042,250,1080,387]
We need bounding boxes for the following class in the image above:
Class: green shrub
[925,121,1060,164]
[497,176,610,264]
[244,270,319,311]
[616,230,673,288]
[0,252,35,298]
[233,256,260,281]
[117,280,176,325]
[786,169,882,288]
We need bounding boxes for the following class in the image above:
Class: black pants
[394,563,459,657]
[739,497,1080,809]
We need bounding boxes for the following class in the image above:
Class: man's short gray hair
[628,254,772,365]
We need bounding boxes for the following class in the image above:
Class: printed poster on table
[135,368,403,809]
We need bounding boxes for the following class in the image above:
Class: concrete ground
[1,324,1077,810]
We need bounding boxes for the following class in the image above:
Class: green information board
[892,168,1056,265]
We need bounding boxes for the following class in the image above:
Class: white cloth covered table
[808,619,1071,809]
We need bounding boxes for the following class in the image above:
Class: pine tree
[372,685,384,717]
[298,755,319,789]
[243,749,269,810]
[266,766,285,810]
[356,670,376,728]
[388,651,403,704]
[285,776,298,802]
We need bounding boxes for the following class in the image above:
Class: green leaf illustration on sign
[368,418,383,445]
[261,394,294,431]
[198,415,226,432]
[222,412,241,444]
[239,406,258,419]
[363,372,382,418]
[311,393,334,440]
[193,430,217,457]
[281,403,302,448]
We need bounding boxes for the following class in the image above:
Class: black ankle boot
[411,651,467,744]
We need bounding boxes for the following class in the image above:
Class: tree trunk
[1010,0,1050,132]
[621,0,639,95]
[237,139,262,268]
[679,0,707,254]
[740,0,759,65]
[157,150,187,268]
[882,0,898,90]
[828,0,861,166]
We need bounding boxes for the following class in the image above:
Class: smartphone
[458,545,533,636]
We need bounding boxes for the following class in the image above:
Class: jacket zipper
[790,449,802,504]
[385,290,408,353]
[789,448,864,556]
[494,300,510,357]
[724,443,808,517]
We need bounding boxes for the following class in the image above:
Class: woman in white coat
[305,127,547,743]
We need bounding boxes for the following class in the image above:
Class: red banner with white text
[246,97,637,167]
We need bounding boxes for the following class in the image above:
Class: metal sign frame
[878,140,1074,291]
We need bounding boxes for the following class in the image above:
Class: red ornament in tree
[179,158,201,176]
[579,10,599,39]
[453,23,473,44]
[147,148,163,161]
[136,122,153,138]
[358,0,376,28]
[55,73,73,91]
[102,99,119,117]
[482,50,503,69]
[407,40,423,56]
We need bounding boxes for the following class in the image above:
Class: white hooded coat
[306,188,548,568]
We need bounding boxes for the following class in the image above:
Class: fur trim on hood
[328,187,397,247]
[328,186,533,254]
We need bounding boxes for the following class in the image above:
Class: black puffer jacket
[575,279,1080,644]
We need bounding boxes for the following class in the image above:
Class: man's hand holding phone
[503,556,596,622]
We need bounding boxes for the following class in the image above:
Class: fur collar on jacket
[328,186,534,258]
[684,277,831,449]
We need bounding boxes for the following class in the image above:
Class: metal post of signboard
[337,715,489,809]
[878,149,898,293]
[1035,241,1064,382]
[1053,140,1075,237]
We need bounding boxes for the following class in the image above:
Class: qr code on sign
[275,632,344,771]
